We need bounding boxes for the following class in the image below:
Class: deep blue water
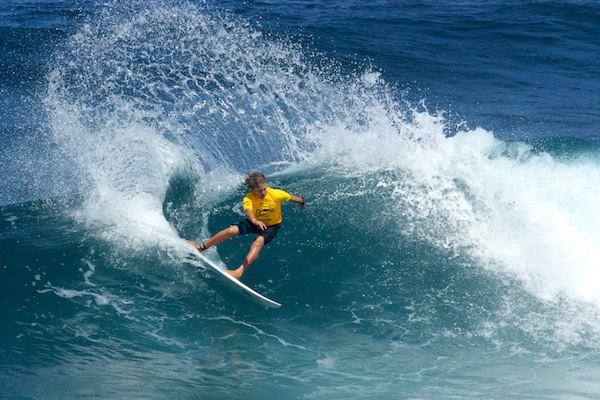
[2,1,600,398]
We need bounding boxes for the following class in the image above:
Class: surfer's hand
[290,195,305,210]
[254,220,267,230]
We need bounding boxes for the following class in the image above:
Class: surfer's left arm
[289,195,306,210]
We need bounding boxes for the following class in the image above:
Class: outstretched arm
[289,195,306,210]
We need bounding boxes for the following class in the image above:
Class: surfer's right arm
[245,207,267,231]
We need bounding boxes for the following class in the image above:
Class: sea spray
[42,0,600,350]
[43,2,409,248]
[5,1,600,398]
[312,115,600,308]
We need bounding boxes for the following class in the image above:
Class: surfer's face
[253,182,268,199]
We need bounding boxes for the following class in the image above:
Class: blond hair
[245,172,267,189]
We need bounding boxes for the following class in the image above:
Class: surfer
[189,172,306,280]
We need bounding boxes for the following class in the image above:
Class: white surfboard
[193,250,281,308]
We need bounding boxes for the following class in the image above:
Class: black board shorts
[232,219,281,244]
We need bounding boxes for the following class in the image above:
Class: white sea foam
[312,110,600,307]
[45,0,600,312]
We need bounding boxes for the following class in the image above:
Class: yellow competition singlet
[243,188,291,226]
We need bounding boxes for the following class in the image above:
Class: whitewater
[2,1,600,398]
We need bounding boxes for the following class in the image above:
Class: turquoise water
[2,1,600,398]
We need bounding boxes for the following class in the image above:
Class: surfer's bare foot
[188,240,203,252]
[225,267,244,280]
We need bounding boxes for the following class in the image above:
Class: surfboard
[192,250,282,308]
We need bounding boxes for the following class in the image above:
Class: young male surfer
[189,172,306,280]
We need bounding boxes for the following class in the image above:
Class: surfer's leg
[205,225,240,248]
[189,225,240,252]
[226,236,265,279]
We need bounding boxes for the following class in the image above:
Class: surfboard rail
[194,251,282,308]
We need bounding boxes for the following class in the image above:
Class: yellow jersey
[243,187,291,226]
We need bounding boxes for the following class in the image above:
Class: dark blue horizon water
[218,0,600,140]
[2,1,600,398]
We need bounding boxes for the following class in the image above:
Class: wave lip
[41,1,600,312]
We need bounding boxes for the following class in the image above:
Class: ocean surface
[2,0,600,398]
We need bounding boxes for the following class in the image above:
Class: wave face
[3,1,600,398]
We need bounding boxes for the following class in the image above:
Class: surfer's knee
[252,236,265,248]
[225,225,240,237]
